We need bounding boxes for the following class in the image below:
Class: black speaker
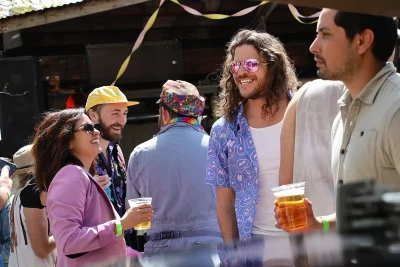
[0,56,44,157]
[86,40,184,86]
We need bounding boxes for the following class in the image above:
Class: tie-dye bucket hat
[156,80,205,117]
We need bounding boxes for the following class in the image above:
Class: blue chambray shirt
[127,122,222,253]
[206,104,259,240]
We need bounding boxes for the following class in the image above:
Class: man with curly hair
[206,29,299,245]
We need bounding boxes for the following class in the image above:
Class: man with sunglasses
[205,29,299,249]
[85,86,140,250]
[126,80,222,256]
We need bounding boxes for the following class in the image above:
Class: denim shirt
[0,201,10,267]
[206,104,260,240]
[127,122,221,251]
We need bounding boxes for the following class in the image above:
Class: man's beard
[98,117,124,142]
[238,75,268,100]
[317,51,357,82]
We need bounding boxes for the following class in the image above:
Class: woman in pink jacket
[31,108,154,267]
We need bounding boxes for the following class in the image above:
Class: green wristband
[320,217,329,232]
[115,220,123,237]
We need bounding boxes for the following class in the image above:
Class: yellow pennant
[170,0,269,20]
[111,0,270,85]
[111,1,317,85]
[288,4,320,24]
[111,0,165,85]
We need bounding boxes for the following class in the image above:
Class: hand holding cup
[121,203,154,231]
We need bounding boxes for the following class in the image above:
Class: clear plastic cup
[271,182,307,231]
[128,197,152,230]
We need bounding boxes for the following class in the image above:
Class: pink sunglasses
[230,59,267,74]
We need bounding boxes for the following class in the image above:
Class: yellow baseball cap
[85,86,139,111]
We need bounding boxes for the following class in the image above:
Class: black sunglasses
[72,123,100,134]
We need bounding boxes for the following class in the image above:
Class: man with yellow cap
[85,86,140,250]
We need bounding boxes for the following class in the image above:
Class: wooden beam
[22,21,315,47]
[0,0,150,33]
[23,14,251,33]
[270,0,400,17]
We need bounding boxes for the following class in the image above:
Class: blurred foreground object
[97,180,400,267]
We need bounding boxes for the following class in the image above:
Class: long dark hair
[31,108,96,192]
[216,29,300,121]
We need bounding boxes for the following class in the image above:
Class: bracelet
[320,217,330,232]
[115,220,123,237]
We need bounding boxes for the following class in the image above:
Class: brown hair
[12,172,32,191]
[216,29,300,121]
[31,108,96,192]
[89,104,104,114]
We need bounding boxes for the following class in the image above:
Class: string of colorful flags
[170,0,268,19]
[288,4,320,24]
[111,0,320,85]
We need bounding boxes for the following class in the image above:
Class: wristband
[320,217,329,232]
[115,220,123,237]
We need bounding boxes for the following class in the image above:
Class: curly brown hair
[216,29,300,121]
[31,108,96,192]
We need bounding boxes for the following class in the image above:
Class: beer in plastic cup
[128,197,152,230]
[271,182,307,231]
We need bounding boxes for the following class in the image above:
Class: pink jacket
[47,165,139,267]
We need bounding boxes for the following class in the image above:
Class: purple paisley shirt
[206,104,259,240]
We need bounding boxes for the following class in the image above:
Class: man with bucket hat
[126,80,222,255]
[85,86,141,250]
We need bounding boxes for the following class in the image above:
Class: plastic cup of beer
[128,197,152,230]
[271,182,307,231]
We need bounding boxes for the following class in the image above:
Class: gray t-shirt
[294,79,346,216]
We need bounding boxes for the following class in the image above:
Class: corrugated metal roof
[0,0,86,19]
